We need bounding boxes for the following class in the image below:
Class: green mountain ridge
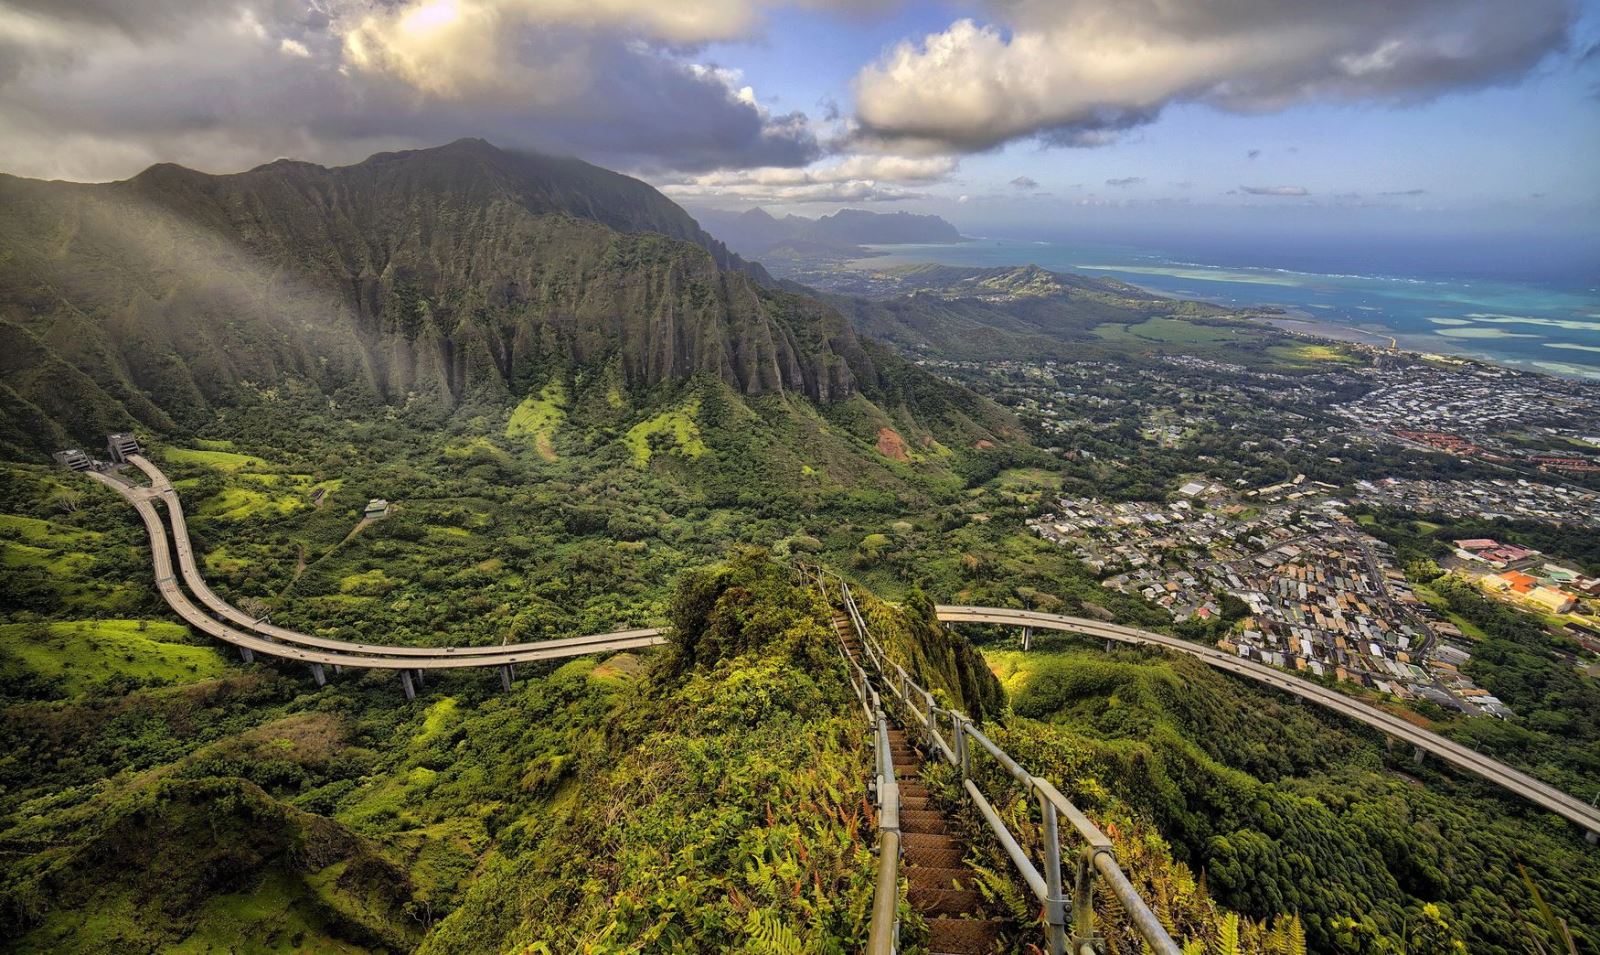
[0,140,1009,459]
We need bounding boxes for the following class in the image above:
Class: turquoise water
[851,238,1600,379]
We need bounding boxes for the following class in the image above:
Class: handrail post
[1072,847,1103,954]
[953,713,969,778]
[1040,788,1069,955]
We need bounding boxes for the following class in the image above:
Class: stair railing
[813,565,1181,955]
[801,563,900,955]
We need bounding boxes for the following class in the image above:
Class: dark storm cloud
[0,0,820,180]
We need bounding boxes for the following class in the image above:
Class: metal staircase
[808,565,1182,955]
[835,613,1005,954]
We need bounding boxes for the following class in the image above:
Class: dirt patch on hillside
[877,427,910,462]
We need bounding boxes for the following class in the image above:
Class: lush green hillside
[822,264,1324,369]
[978,642,1600,952]
[0,140,1012,457]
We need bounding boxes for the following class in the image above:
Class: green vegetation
[0,139,1590,953]
[623,398,707,466]
[0,619,227,695]
[1095,316,1254,346]
[977,643,1600,952]
[165,446,273,472]
[424,554,873,952]
[1422,574,1600,795]
[505,379,567,461]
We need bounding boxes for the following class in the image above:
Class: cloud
[1379,188,1427,196]
[660,151,956,203]
[0,0,837,180]
[1240,185,1309,196]
[1105,176,1144,187]
[1009,175,1039,190]
[1247,148,1261,159]
[852,0,1575,152]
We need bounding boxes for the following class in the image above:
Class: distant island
[691,206,963,272]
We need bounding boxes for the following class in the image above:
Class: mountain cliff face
[0,140,922,451]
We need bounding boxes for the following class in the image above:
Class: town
[1026,483,1533,718]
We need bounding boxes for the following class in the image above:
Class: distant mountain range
[692,206,963,264]
[0,140,1013,456]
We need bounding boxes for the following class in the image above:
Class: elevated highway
[936,605,1600,841]
[122,455,659,660]
[83,468,665,687]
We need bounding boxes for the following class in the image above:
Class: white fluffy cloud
[853,0,1576,151]
[662,151,956,203]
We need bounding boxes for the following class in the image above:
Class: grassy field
[0,619,229,693]
[1266,342,1362,366]
[195,486,306,522]
[623,399,707,466]
[505,381,567,461]
[1094,317,1254,346]
[164,447,273,472]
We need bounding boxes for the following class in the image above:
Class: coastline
[836,240,1600,382]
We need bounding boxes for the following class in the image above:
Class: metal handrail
[800,562,900,955]
[809,564,1182,955]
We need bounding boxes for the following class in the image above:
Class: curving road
[86,468,665,671]
[123,455,660,660]
[936,605,1600,840]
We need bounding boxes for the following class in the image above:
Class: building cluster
[1449,538,1600,618]
[1356,477,1600,529]
[1334,364,1600,475]
[1029,483,1513,717]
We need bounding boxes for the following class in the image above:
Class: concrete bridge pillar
[499,665,513,694]
[333,665,343,675]
[1022,626,1034,651]
[401,670,416,701]
[1413,745,1425,766]
[413,668,425,688]
[239,646,254,664]
[1587,830,1598,845]
[1105,638,1114,653]
[310,663,326,687]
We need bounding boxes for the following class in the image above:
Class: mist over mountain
[0,140,1008,455]
[693,206,963,262]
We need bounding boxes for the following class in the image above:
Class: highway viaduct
[75,449,1599,841]
[935,605,1600,843]
[83,462,665,698]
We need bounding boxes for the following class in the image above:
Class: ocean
[848,236,1600,380]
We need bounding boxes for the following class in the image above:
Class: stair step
[927,917,1005,955]
[900,795,932,810]
[909,886,985,917]
[902,831,963,851]
[905,866,973,889]
[901,810,948,834]
[904,844,968,869]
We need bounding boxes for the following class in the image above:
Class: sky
[2,0,1598,240]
